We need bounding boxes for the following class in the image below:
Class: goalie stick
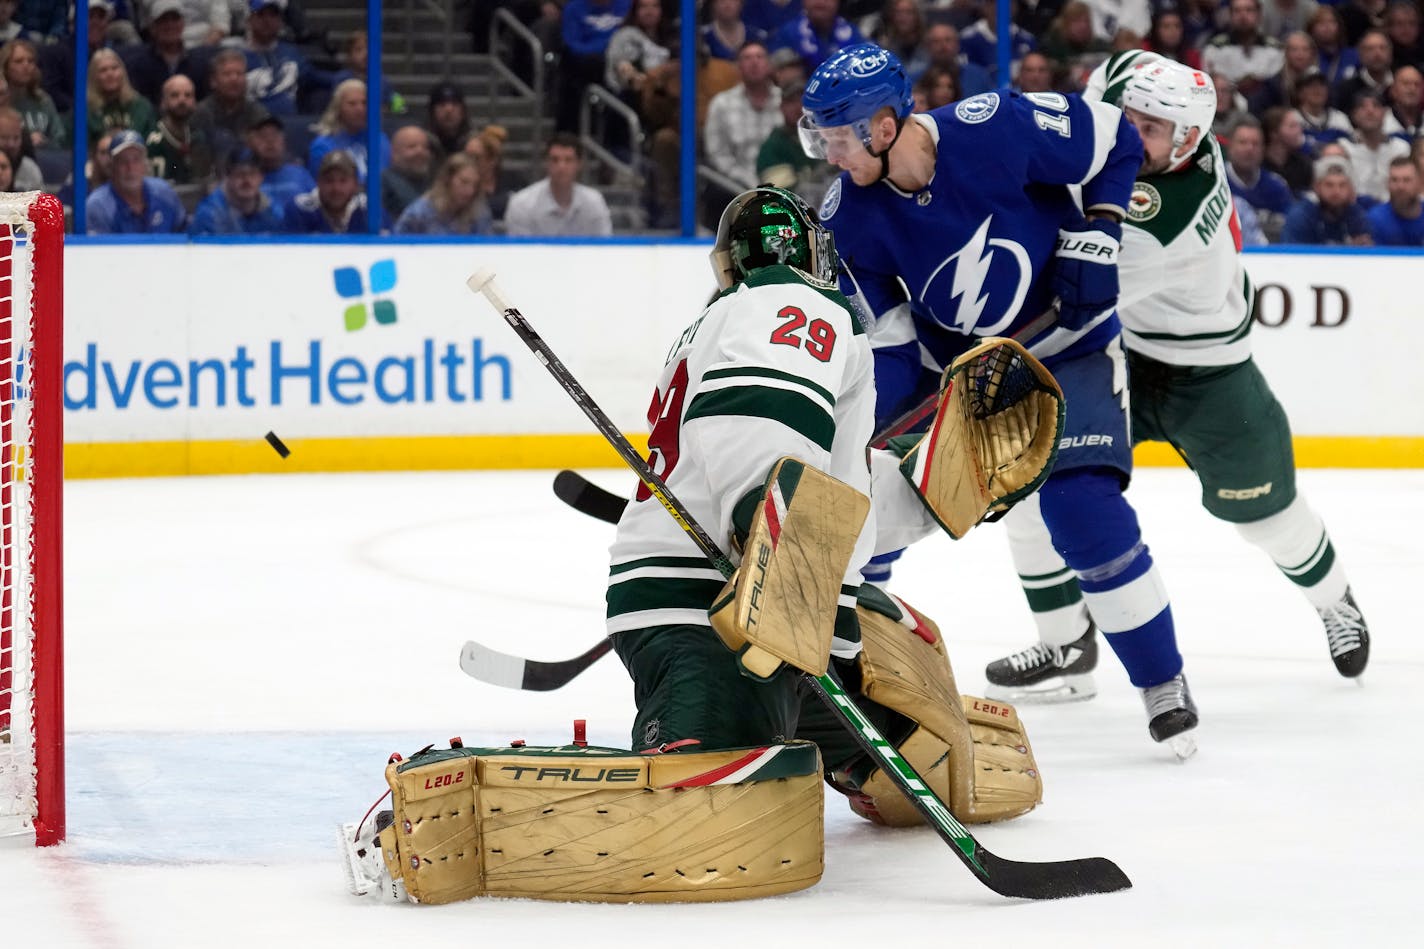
[468,269,1130,901]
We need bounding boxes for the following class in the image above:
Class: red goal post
[0,191,63,846]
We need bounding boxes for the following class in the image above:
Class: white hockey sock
[1233,496,1349,610]
[1004,495,1092,647]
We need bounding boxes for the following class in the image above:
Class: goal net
[0,191,63,846]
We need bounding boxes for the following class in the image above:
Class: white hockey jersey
[606,264,876,658]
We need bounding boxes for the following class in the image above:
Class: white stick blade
[459,640,528,689]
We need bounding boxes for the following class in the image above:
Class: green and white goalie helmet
[1119,56,1216,160]
[710,186,839,291]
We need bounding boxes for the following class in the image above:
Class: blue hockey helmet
[799,43,914,160]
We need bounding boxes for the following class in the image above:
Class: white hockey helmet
[1119,58,1216,164]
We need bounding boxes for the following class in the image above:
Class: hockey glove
[1051,217,1122,331]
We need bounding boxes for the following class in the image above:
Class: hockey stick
[551,306,1061,527]
[468,270,1129,900]
[459,636,614,691]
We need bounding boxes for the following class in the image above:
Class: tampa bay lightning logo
[954,93,1000,124]
[849,48,891,77]
[819,177,842,220]
[922,216,1032,335]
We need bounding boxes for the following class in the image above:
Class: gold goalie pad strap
[377,741,824,904]
[709,457,869,678]
[897,338,1065,539]
[852,592,1042,826]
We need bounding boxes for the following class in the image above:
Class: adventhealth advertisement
[63,244,1422,470]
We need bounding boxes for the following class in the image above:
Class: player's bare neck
[887,121,935,193]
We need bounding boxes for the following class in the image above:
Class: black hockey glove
[1051,217,1122,331]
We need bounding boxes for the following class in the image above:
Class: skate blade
[985,674,1097,706]
[1165,733,1198,761]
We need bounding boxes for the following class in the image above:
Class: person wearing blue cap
[189,145,283,235]
[85,128,187,233]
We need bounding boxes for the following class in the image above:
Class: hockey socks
[1233,496,1349,610]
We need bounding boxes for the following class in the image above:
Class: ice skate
[984,623,1098,704]
[1318,588,1369,679]
[1141,673,1198,760]
[339,809,406,901]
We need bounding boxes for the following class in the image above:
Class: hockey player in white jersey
[987,53,1371,716]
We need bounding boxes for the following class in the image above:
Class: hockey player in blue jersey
[800,42,1199,755]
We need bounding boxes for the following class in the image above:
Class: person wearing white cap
[122,0,206,105]
[84,129,188,234]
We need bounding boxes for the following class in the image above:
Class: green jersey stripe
[607,574,727,617]
[686,386,835,451]
[703,366,836,407]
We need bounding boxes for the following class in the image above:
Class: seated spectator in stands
[0,148,13,192]
[246,112,312,207]
[145,73,213,183]
[86,129,187,232]
[769,0,866,74]
[703,40,780,191]
[1366,154,1424,243]
[34,0,122,113]
[243,0,329,115]
[1384,64,1422,139]
[1263,105,1315,192]
[1211,71,1252,140]
[913,63,960,110]
[307,78,390,183]
[921,21,993,96]
[122,0,206,105]
[87,130,115,188]
[1041,2,1112,90]
[1,38,63,147]
[0,1,22,46]
[1226,115,1295,239]
[1203,0,1285,99]
[88,0,140,46]
[504,133,612,236]
[332,29,403,114]
[0,106,43,190]
[1294,68,1353,150]
[1385,0,1422,70]
[756,78,832,204]
[394,152,493,235]
[382,124,431,220]
[88,47,158,136]
[464,125,524,222]
[282,148,373,233]
[1142,9,1202,71]
[18,0,69,42]
[744,0,800,36]
[1340,88,1411,203]
[557,0,632,132]
[189,144,281,233]
[1015,50,1056,93]
[1249,30,1318,112]
[604,0,675,113]
[1307,6,1357,90]
[1281,153,1372,242]
[1235,194,1270,244]
[959,3,1038,84]
[1082,0,1149,45]
[171,0,230,48]
[1261,0,1320,42]
[868,0,929,79]
[769,44,807,89]
[703,0,765,62]
[425,80,470,162]
[1333,29,1392,111]
[193,48,267,157]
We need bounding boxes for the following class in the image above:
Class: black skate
[984,623,1098,704]
[1318,588,1369,678]
[1141,673,1198,760]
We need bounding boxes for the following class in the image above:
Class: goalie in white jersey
[988,53,1371,713]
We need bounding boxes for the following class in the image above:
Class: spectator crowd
[6,0,1423,244]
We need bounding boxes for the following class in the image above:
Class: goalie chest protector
[377,739,825,904]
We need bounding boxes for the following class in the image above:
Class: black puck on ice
[265,431,291,458]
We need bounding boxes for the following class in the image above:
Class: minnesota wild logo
[1128,183,1162,222]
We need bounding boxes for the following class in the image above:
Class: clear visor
[798,113,870,161]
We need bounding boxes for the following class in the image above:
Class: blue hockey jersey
[819,91,1141,422]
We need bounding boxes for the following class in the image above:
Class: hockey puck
[264,431,291,458]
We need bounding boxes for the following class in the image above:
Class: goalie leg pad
[893,338,1064,539]
[846,590,1043,826]
[376,740,825,904]
[710,457,870,678]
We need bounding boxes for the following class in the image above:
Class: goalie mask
[1119,58,1216,171]
[799,44,913,170]
[710,186,839,290]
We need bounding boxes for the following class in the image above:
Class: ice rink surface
[3,467,1421,947]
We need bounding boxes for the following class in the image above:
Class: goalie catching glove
[892,337,1064,539]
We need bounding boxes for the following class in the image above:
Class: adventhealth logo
[335,259,398,331]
